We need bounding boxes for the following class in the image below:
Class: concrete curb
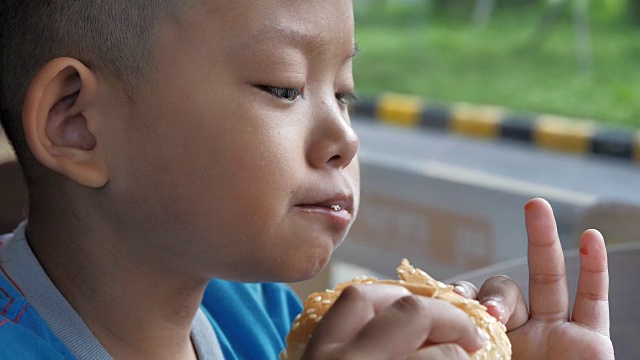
[350,93,639,163]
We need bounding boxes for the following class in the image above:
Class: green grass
[353,2,640,129]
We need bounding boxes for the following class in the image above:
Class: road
[353,118,640,206]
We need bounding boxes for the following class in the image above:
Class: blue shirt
[0,228,302,359]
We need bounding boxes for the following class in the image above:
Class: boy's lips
[295,194,354,227]
[296,195,353,213]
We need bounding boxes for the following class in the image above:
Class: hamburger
[280,259,511,360]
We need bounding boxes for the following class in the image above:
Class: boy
[0,0,613,359]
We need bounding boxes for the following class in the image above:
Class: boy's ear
[23,57,108,188]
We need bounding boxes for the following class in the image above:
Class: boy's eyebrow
[255,26,357,61]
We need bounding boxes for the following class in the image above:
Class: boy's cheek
[349,158,361,189]
[348,158,361,217]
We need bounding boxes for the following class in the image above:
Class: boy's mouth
[295,194,354,227]
[296,195,353,214]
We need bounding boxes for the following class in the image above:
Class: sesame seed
[322,299,331,304]
[292,322,300,330]
[306,308,315,314]
[409,268,416,275]
[294,314,301,321]
[397,269,406,274]
[314,296,322,302]
[309,314,318,320]
[315,316,323,322]
[326,289,335,293]
[353,275,368,282]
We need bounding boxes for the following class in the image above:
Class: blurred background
[353,0,640,129]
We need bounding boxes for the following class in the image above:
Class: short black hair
[0,1,187,176]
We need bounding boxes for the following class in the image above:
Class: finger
[477,275,529,331]
[310,284,412,346]
[571,229,610,337]
[525,198,569,321]
[404,344,472,360]
[347,295,487,359]
[451,281,479,300]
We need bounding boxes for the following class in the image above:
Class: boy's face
[102,0,359,282]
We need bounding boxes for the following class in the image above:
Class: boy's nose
[306,101,359,170]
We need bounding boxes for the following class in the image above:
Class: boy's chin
[274,251,333,284]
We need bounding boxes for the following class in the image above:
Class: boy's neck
[25,205,208,360]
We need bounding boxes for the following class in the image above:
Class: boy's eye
[336,92,359,105]
[258,86,304,102]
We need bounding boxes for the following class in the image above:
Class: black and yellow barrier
[351,93,638,162]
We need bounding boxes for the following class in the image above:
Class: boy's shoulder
[0,269,73,360]
[0,258,303,360]
[0,227,303,359]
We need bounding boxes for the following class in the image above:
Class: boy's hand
[301,284,488,359]
[476,198,615,359]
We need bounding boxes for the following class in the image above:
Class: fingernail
[477,327,490,343]
[453,285,467,297]
[483,299,505,323]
